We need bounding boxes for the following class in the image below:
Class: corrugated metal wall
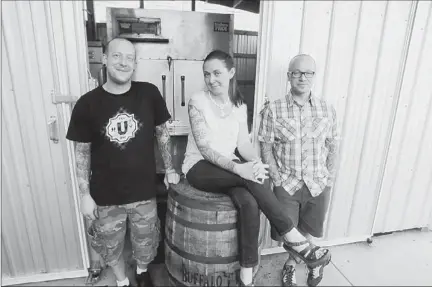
[233,30,258,129]
[260,0,432,248]
[2,1,90,284]
[373,1,432,233]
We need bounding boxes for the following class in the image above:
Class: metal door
[173,60,206,127]
[1,1,89,285]
[133,59,174,117]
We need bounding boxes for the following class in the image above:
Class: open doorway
[84,0,260,132]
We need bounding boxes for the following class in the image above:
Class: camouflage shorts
[87,199,160,267]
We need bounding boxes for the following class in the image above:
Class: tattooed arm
[155,123,174,172]
[260,143,282,187]
[258,104,282,186]
[75,142,98,219]
[188,99,237,173]
[156,123,179,188]
[75,142,91,199]
[326,106,340,187]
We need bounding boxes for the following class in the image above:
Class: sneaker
[306,255,331,286]
[136,271,153,287]
[282,265,297,286]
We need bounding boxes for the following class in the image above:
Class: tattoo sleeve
[155,123,173,171]
[75,142,91,198]
[326,106,340,187]
[260,142,282,186]
[188,102,237,173]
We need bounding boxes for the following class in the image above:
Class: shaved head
[288,54,316,97]
[288,54,316,72]
[104,38,135,54]
[102,37,136,85]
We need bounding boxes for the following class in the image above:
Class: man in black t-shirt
[67,38,180,287]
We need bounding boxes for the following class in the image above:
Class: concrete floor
[15,229,432,286]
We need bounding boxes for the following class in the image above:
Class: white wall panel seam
[341,1,389,236]
[415,4,432,224]
[324,1,363,239]
[344,1,388,236]
[370,1,419,234]
[398,3,431,227]
[299,0,307,52]
[321,1,336,100]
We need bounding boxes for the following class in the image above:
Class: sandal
[282,240,331,269]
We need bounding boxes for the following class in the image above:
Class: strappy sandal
[283,240,331,269]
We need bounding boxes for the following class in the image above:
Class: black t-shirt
[66,81,171,206]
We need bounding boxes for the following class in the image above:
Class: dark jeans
[186,160,295,268]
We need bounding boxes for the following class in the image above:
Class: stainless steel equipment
[106,8,234,136]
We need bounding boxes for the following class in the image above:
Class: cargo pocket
[131,217,161,265]
[87,223,106,258]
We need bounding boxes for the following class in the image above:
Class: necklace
[208,92,230,117]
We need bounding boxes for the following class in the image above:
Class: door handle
[181,76,185,106]
[161,75,166,101]
[47,116,59,144]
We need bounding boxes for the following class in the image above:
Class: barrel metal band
[165,239,238,264]
[170,189,234,212]
[167,209,236,231]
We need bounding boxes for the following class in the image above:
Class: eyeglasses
[289,71,315,78]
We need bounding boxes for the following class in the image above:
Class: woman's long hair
[204,50,244,107]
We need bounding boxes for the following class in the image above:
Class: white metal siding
[260,0,431,246]
[1,1,89,283]
[373,1,432,233]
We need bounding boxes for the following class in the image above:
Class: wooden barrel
[165,180,266,287]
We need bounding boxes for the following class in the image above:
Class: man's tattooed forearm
[326,139,339,184]
[155,123,173,171]
[260,142,282,186]
[188,104,236,172]
[75,143,91,198]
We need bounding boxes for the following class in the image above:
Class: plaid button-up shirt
[258,92,339,197]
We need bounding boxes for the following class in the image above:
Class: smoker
[106,7,234,264]
[107,8,234,140]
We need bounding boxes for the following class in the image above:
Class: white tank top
[182,90,247,175]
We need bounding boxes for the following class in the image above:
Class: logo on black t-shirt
[105,109,141,148]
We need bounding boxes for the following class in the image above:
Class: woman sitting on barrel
[182,50,331,287]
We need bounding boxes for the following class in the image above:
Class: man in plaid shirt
[258,54,339,287]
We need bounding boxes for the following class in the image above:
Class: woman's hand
[234,161,269,184]
[252,159,269,183]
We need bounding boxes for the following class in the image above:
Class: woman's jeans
[186,160,295,268]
